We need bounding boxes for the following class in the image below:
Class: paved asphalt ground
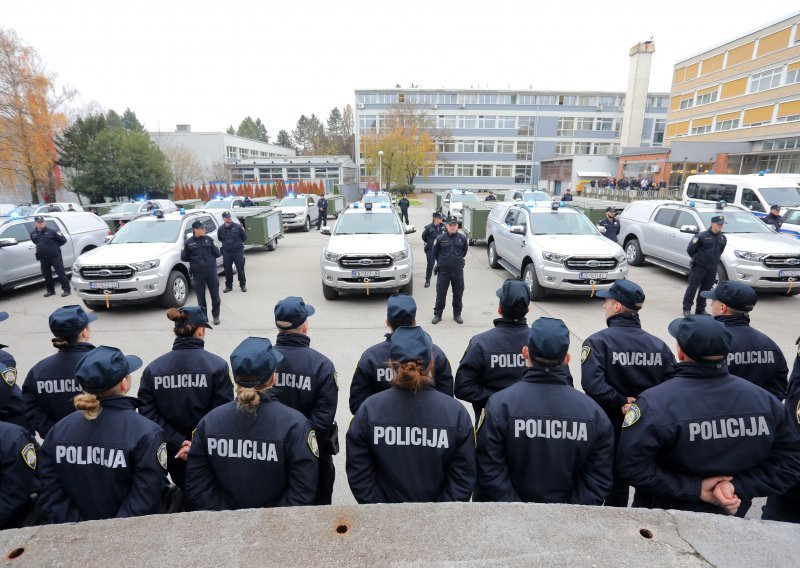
[1,194,797,508]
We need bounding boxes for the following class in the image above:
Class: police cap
[176,305,213,329]
[387,293,416,327]
[230,336,283,387]
[274,296,315,330]
[770,204,781,212]
[0,311,8,323]
[668,315,732,361]
[710,215,726,225]
[76,346,143,392]
[596,279,645,310]
[389,326,432,367]
[191,220,204,229]
[432,211,443,219]
[700,280,757,312]
[445,216,459,225]
[34,216,45,222]
[221,211,232,219]
[605,207,615,213]
[528,317,569,362]
[496,279,530,319]
[49,305,98,339]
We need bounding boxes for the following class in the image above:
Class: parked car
[486,202,627,300]
[439,189,478,224]
[505,190,551,206]
[0,212,108,292]
[5,203,84,217]
[779,207,800,239]
[276,194,319,232]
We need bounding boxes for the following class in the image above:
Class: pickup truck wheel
[400,278,413,295]
[487,241,501,269]
[302,216,311,232]
[82,301,105,311]
[625,239,644,266]
[523,263,545,301]
[266,238,278,251]
[322,282,338,300]
[161,271,189,308]
[714,263,728,288]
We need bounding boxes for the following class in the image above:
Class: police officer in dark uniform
[218,211,247,293]
[0,311,31,431]
[272,297,338,505]
[702,280,787,399]
[617,316,800,516]
[398,194,410,225]
[38,346,169,523]
[31,216,70,298]
[181,219,222,325]
[316,195,328,230]
[138,307,233,497]
[484,193,497,202]
[350,294,453,414]
[476,317,614,504]
[581,279,676,507]
[598,207,620,242]
[763,205,783,229]
[0,418,38,529]
[346,326,476,503]
[432,216,468,324]
[22,306,97,438]
[683,214,726,316]
[562,188,573,201]
[185,337,318,510]
[421,212,445,288]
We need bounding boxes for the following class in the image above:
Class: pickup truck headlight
[542,251,568,263]
[72,262,82,272]
[389,250,408,261]
[324,251,342,262]
[131,259,160,271]
[614,251,627,263]
[734,250,767,262]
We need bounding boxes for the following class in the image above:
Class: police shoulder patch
[307,430,320,458]
[691,237,699,244]
[157,442,168,470]
[622,404,641,428]
[56,231,63,237]
[21,443,36,470]
[332,371,339,391]
[581,345,591,365]
[796,400,800,426]
[2,366,17,387]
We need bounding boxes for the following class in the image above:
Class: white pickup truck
[277,194,320,231]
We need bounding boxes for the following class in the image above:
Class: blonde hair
[235,380,270,413]
[389,359,434,393]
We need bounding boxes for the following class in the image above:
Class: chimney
[176,124,191,133]
[619,41,655,149]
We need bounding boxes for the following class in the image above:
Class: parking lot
[1,195,798,506]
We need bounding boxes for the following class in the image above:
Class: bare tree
[163,144,204,185]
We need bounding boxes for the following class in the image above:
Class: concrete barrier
[1,503,798,566]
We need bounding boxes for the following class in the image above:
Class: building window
[477,140,495,152]
[496,165,513,176]
[598,95,616,107]
[359,115,377,133]
[497,140,514,153]
[776,114,800,123]
[516,141,533,160]
[479,94,497,104]
[577,95,597,106]
[437,115,456,128]
[460,93,478,105]
[574,142,591,155]
[716,118,740,131]
[476,165,494,176]
[357,93,378,104]
[437,164,455,176]
[749,67,782,93]
[514,165,532,184]
[558,95,576,106]
[538,95,557,105]
[314,166,340,180]
[497,116,516,128]
[696,91,719,105]
[593,143,612,155]
[595,118,615,131]
[226,146,238,158]
[286,167,312,179]
[478,115,496,128]
[517,116,536,135]
[497,94,512,104]
[439,93,457,104]
[456,164,474,176]
[517,95,535,105]
[457,140,475,152]
[258,167,284,180]
[787,66,800,85]
[458,115,477,128]
[653,119,666,146]
[690,125,712,135]
[555,143,573,155]
[576,117,594,130]
[679,98,694,110]
[556,118,574,137]
[437,140,455,153]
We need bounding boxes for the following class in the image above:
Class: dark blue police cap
[445,216,459,225]
[389,326,433,367]
[191,220,204,229]
[596,279,645,310]
[275,296,315,330]
[222,211,232,218]
[0,311,8,323]
[49,305,98,339]
[528,317,570,362]
[700,280,757,312]
[710,215,726,225]
[432,211,443,219]
[76,346,143,392]
[34,216,45,222]
[387,293,416,326]
[496,279,530,318]
[176,305,213,329]
[230,336,283,387]
[770,204,781,211]
[668,315,732,361]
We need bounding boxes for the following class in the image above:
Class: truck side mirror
[404,225,416,234]
[680,225,699,234]
[510,225,526,235]
[597,225,607,234]
[0,237,19,248]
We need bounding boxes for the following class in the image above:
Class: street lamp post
[378,150,384,191]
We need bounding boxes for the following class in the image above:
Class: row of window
[358,164,533,184]
[356,92,656,108]
[435,140,533,158]
[555,142,618,156]
[225,146,283,160]
[760,136,800,151]
[672,98,800,138]
[556,117,621,136]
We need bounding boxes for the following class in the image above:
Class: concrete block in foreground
[1,502,798,567]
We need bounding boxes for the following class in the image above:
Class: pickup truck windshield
[279,197,307,207]
[758,186,800,207]
[528,212,598,235]
[111,220,182,243]
[362,194,391,204]
[334,213,401,235]
[698,212,772,234]
[5,205,36,217]
[454,194,478,203]
[523,192,550,202]
[109,203,143,214]
[205,200,235,209]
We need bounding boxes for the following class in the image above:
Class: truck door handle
[27,245,36,250]
[521,240,526,246]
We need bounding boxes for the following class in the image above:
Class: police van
[780,207,800,239]
[682,173,800,218]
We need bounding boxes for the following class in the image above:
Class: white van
[682,173,800,218]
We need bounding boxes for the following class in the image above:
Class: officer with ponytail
[185,337,318,510]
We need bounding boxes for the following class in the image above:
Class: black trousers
[434,270,464,316]
[192,270,220,318]
[425,248,436,283]
[316,453,335,505]
[400,209,409,224]
[605,425,632,507]
[682,265,716,313]
[40,255,70,293]
[223,252,246,288]
[316,209,328,229]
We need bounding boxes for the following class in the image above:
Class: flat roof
[355,88,670,96]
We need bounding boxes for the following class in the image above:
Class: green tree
[121,108,144,131]
[233,116,269,142]
[105,109,123,129]
[226,125,236,135]
[275,129,294,150]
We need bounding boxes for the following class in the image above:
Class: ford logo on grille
[359,259,374,266]
[785,258,800,266]
[586,260,600,268]
[97,269,112,277]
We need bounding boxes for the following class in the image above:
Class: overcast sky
[4,1,799,138]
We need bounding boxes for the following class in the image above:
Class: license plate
[89,281,119,289]
[352,270,380,278]
[779,269,800,277]
[579,272,607,279]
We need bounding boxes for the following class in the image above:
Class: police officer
[218,211,247,293]
[702,280,787,399]
[316,195,328,230]
[580,279,676,507]
[0,311,30,431]
[476,317,614,504]
[31,216,70,298]
[346,326,476,503]
[763,205,784,229]
[242,196,254,207]
[272,296,338,505]
[38,346,169,523]
[398,193,410,225]
[617,316,800,516]
[0,419,38,529]
[683,214,726,316]
[421,212,445,288]
[598,207,620,242]
[185,337,318,510]
[181,219,222,325]
[432,216,468,324]
[138,307,233,496]
[22,306,97,438]
[484,193,497,202]
[562,188,573,202]
[350,294,453,414]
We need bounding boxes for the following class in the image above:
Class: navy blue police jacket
[0,347,32,431]
[272,333,338,451]
[686,229,726,268]
[398,198,410,212]
[30,226,67,258]
[715,314,787,400]
[217,222,247,254]
[0,422,38,530]
[180,235,221,274]
[421,222,445,253]
[598,217,620,242]
[763,212,783,230]
[22,342,93,438]
[38,396,168,523]
[433,231,468,272]
[349,332,454,414]
[456,318,575,416]
[184,393,318,510]
[476,365,614,504]
[581,313,676,428]
[617,361,800,516]
[138,337,234,454]
[317,197,328,210]
[346,386,476,503]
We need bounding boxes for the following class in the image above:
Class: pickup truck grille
[281,213,296,220]
[80,265,135,280]
[339,255,393,269]
[762,255,800,269]
[564,257,618,271]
